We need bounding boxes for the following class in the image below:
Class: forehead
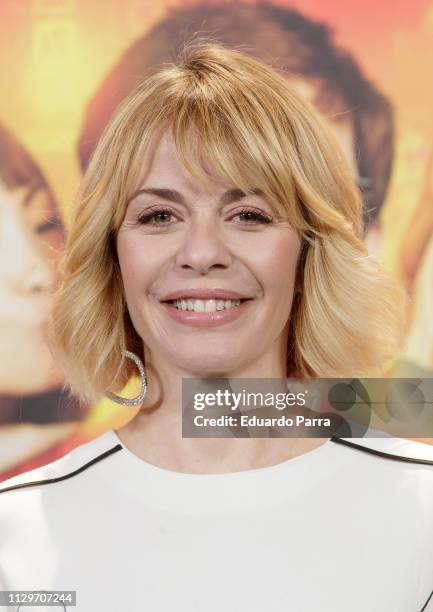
[143,130,185,176]
[137,128,231,196]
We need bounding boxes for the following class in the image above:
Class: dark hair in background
[0,122,84,424]
[77,2,395,230]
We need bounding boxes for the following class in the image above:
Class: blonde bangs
[105,57,311,237]
[103,44,363,245]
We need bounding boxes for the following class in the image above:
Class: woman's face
[0,177,65,393]
[116,130,302,377]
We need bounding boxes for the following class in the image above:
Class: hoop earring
[105,350,147,407]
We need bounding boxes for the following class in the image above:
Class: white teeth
[172,298,242,312]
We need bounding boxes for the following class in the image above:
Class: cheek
[37,228,65,263]
[117,235,145,295]
[116,233,163,300]
[252,232,301,297]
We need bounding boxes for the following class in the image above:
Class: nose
[16,258,55,295]
[175,218,233,274]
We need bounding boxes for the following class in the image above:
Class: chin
[170,353,241,377]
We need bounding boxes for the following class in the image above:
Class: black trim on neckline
[420,587,433,611]
[330,436,433,466]
[0,444,123,495]
[2,437,433,496]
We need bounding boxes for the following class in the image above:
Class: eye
[231,207,273,225]
[136,206,176,226]
[36,216,63,234]
[134,205,274,227]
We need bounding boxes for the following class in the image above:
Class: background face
[0,179,64,393]
[1,0,432,479]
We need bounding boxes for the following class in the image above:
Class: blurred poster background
[1,0,433,482]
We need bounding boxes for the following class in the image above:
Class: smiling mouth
[164,298,252,312]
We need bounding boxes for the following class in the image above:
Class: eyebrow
[128,187,265,207]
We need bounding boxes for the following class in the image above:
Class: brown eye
[232,207,273,224]
[136,207,176,226]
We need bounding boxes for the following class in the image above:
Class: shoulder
[327,436,433,531]
[0,429,123,497]
[330,434,433,466]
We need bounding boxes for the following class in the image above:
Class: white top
[0,429,433,612]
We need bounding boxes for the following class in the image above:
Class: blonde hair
[48,40,406,407]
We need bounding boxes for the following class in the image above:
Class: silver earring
[105,350,147,407]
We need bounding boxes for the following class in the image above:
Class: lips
[159,288,253,302]
[159,296,253,327]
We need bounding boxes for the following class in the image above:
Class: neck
[115,351,328,474]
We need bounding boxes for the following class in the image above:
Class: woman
[0,42,432,612]
[0,123,88,481]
